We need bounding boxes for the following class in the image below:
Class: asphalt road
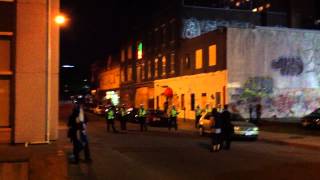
[60,107,320,180]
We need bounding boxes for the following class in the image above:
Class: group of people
[105,103,180,133]
[195,104,234,152]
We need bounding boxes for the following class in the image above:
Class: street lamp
[54,14,67,26]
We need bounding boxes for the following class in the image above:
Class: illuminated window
[128,66,132,81]
[137,42,143,59]
[0,39,11,71]
[154,58,159,78]
[209,44,217,66]
[170,53,175,74]
[127,46,132,59]
[195,49,203,69]
[0,80,10,127]
[121,68,125,82]
[148,60,152,79]
[162,56,166,76]
[121,49,125,62]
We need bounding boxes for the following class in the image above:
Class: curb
[259,138,320,151]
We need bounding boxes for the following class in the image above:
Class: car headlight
[253,127,259,131]
[234,126,241,131]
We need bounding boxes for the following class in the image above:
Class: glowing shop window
[0,39,11,71]
[105,91,119,106]
[0,80,10,126]
[154,58,159,78]
[127,46,132,59]
[121,49,125,62]
[137,42,143,59]
[209,44,217,66]
[162,56,166,76]
[195,49,203,69]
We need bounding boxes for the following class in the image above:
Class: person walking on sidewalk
[105,105,117,133]
[221,104,233,150]
[138,104,147,132]
[120,105,127,130]
[78,103,92,162]
[210,108,222,152]
[169,105,179,131]
[67,105,82,164]
[195,105,202,128]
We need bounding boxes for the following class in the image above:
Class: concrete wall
[227,27,320,120]
[154,71,227,120]
[15,0,59,143]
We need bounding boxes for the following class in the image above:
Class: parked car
[93,105,106,115]
[147,110,168,127]
[198,112,259,140]
[301,108,320,128]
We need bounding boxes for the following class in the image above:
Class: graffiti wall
[227,27,320,120]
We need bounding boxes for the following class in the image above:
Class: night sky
[60,0,171,80]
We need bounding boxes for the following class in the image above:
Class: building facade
[0,0,60,144]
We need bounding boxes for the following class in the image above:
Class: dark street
[59,105,320,180]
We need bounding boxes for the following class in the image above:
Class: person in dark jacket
[119,105,127,130]
[221,104,233,150]
[211,108,223,152]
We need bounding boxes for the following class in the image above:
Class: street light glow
[55,15,67,25]
[62,65,75,68]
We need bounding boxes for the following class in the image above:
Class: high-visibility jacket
[106,109,115,120]
[196,108,202,116]
[120,109,126,117]
[205,108,212,113]
[138,108,146,117]
[171,109,178,117]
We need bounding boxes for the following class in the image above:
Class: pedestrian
[217,104,222,113]
[256,104,262,125]
[78,103,92,162]
[67,103,91,163]
[120,105,127,130]
[205,103,212,113]
[195,105,202,128]
[138,104,147,131]
[67,105,82,164]
[221,104,233,150]
[168,105,179,131]
[210,108,222,152]
[105,105,117,133]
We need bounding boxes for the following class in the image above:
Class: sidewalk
[176,118,320,151]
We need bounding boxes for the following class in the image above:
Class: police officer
[105,105,117,133]
[169,105,179,131]
[120,105,127,130]
[195,105,202,128]
[138,104,147,131]
[205,103,212,113]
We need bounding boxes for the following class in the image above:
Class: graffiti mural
[227,27,320,121]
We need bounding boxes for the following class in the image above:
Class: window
[181,94,185,109]
[162,56,166,76]
[215,92,221,107]
[156,96,159,109]
[195,49,203,69]
[191,94,195,111]
[154,58,159,78]
[0,37,12,127]
[121,49,125,62]
[121,68,125,82]
[127,66,132,81]
[148,60,152,79]
[209,44,217,66]
[201,93,207,109]
[127,46,132,59]
[185,54,191,69]
[170,53,175,74]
